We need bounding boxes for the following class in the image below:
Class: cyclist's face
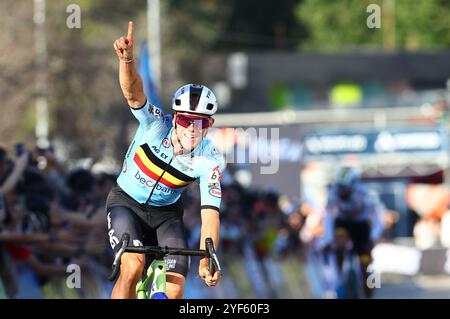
[173,112,214,149]
[337,184,352,201]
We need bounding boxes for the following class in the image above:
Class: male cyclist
[108,21,223,299]
[321,166,383,298]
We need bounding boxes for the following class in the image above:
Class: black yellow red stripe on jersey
[133,144,196,189]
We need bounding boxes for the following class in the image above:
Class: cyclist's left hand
[199,258,221,287]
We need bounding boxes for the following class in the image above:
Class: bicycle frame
[136,259,167,299]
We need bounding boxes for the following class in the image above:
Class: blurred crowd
[0,143,408,299]
[0,145,114,298]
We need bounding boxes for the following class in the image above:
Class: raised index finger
[127,21,133,40]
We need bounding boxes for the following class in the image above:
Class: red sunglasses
[175,113,212,129]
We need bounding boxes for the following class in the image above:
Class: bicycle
[108,233,222,299]
[316,247,363,299]
[335,248,365,299]
[332,228,365,299]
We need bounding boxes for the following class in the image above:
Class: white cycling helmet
[172,84,218,116]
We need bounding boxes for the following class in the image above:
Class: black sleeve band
[200,205,220,213]
[130,99,147,110]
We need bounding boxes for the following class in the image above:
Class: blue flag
[138,41,161,108]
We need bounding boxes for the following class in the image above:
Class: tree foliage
[1,0,448,159]
[296,0,450,51]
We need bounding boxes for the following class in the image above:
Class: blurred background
[0,0,450,299]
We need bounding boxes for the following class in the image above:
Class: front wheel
[337,252,365,299]
[151,292,169,299]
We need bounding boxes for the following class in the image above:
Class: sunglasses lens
[176,115,190,128]
[176,115,211,129]
[198,118,210,129]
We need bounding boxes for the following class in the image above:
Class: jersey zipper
[145,157,174,205]
[126,140,135,158]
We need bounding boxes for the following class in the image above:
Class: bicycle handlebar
[108,233,222,282]
[124,246,208,256]
[108,233,129,281]
[205,237,222,274]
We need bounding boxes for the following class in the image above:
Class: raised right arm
[113,21,146,108]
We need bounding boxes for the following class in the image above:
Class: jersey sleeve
[199,159,225,212]
[130,99,165,129]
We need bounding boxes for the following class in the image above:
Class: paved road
[373,274,450,299]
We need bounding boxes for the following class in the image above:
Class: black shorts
[334,218,372,255]
[106,186,189,277]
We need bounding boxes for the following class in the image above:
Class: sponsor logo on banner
[305,134,368,154]
[374,131,442,153]
[304,129,444,156]
[162,138,170,148]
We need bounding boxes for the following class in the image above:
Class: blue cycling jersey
[323,182,385,243]
[326,183,375,222]
[116,100,225,210]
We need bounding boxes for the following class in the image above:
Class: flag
[138,41,161,108]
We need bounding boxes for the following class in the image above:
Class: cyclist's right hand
[113,21,134,62]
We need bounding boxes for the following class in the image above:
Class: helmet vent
[189,85,203,110]
[175,99,181,106]
[206,103,214,110]
[190,93,200,110]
